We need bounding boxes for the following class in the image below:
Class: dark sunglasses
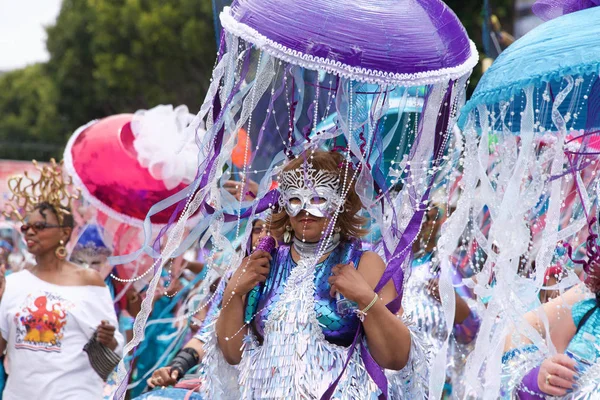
[20,222,63,234]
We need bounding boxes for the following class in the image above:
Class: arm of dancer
[504,284,586,352]
[185,261,205,275]
[0,265,5,300]
[329,251,412,370]
[503,285,586,397]
[454,295,473,323]
[426,278,475,324]
[216,291,248,365]
[82,269,125,354]
[216,250,271,365]
[0,267,6,353]
[148,338,205,388]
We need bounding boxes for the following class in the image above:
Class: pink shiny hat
[63,105,200,227]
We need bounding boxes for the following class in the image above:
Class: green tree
[45,0,102,130]
[46,0,216,133]
[0,0,515,161]
[0,0,216,161]
[0,65,66,160]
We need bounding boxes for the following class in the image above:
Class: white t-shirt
[0,270,124,400]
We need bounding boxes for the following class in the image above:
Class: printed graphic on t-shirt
[14,292,73,352]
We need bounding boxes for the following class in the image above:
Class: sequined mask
[70,246,111,271]
[278,165,343,218]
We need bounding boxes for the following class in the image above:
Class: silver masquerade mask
[70,243,112,271]
[278,164,343,218]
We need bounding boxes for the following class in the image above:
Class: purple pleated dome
[221,0,477,86]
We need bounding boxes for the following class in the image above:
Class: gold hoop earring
[55,240,67,260]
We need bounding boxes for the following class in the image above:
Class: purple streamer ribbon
[320,326,364,399]
[562,148,600,293]
[112,44,253,400]
[564,225,598,272]
[321,80,455,399]
[202,189,280,223]
[532,0,600,21]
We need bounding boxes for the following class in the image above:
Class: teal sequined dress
[244,242,362,347]
[567,298,600,358]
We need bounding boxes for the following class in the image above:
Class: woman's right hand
[537,354,578,396]
[147,367,179,389]
[227,250,272,297]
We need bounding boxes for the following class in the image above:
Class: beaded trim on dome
[220,7,478,87]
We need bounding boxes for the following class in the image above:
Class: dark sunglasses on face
[20,222,62,234]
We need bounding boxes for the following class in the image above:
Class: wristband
[355,293,379,322]
[169,347,200,379]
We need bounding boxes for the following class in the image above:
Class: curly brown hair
[270,151,368,241]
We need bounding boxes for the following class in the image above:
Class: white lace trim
[220,7,478,87]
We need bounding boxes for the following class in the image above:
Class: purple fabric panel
[361,339,387,400]
[533,0,600,21]
[229,0,471,74]
[517,366,545,399]
[453,310,480,344]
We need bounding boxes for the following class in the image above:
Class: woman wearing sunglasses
[0,162,124,400]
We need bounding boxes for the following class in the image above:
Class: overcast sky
[0,0,62,71]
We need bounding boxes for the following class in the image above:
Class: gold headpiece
[3,159,81,224]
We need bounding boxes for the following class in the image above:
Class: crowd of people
[0,148,596,399]
[0,0,599,399]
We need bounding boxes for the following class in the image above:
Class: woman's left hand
[328,262,375,306]
[537,354,577,396]
[96,320,118,351]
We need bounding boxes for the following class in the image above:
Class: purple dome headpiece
[223,0,477,86]
[533,0,600,21]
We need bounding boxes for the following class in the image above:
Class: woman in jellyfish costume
[111,0,478,398]
[434,0,600,398]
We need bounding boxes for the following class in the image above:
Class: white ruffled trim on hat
[220,7,478,87]
[131,105,201,191]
